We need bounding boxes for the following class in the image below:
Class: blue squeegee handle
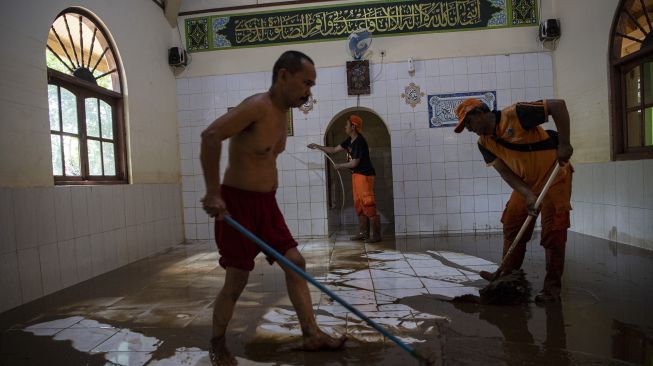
[223,215,422,360]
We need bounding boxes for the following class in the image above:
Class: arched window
[610,0,653,160]
[46,8,127,183]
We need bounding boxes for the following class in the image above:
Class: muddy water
[0,232,651,365]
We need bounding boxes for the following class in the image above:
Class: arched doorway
[324,108,394,237]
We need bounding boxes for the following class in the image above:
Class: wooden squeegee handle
[495,163,562,277]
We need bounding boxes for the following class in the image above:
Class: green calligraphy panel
[185,0,536,52]
[511,0,538,25]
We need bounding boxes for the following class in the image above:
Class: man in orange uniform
[454,98,573,303]
[308,114,381,243]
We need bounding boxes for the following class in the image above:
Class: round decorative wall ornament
[401,82,425,108]
[299,95,317,115]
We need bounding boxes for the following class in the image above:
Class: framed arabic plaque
[346,60,370,95]
[287,109,294,136]
[428,91,496,128]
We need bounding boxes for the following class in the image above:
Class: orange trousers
[352,173,377,217]
[501,164,573,263]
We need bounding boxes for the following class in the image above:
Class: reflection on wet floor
[0,231,652,365]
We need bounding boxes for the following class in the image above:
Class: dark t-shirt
[478,102,549,164]
[340,135,376,176]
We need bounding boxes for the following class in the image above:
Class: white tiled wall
[177,52,554,239]
[570,160,653,251]
[0,184,184,313]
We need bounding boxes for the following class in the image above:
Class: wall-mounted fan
[347,28,372,60]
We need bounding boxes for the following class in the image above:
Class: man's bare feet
[209,336,238,366]
[302,330,347,351]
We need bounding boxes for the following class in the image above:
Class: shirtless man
[200,51,346,365]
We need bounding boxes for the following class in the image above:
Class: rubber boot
[480,238,527,281]
[535,244,565,303]
[350,215,369,241]
[364,215,381,243]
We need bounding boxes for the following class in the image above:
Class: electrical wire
[539,0,543,24]
[175,17,192,69]
[372,52,385,82]
[176,18,184,48]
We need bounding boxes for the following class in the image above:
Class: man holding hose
[200,50,345,366]
[308,114,381,243]
[454,98,573,303]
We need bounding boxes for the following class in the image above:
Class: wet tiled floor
[0,230,652,365]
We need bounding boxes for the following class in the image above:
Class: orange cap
[454,98,483,133]
[349,114,363,133]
